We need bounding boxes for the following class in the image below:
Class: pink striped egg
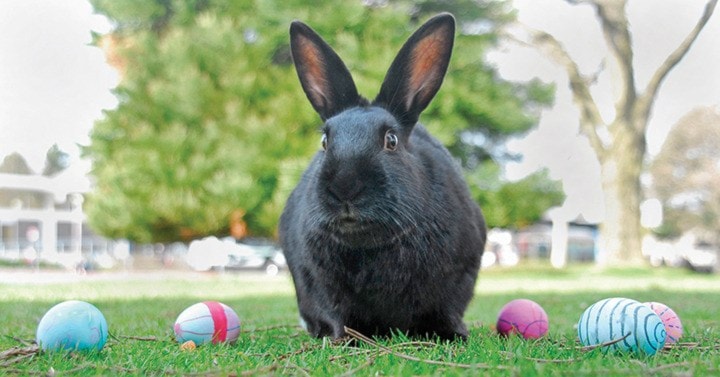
[644,301,683,344]
[174,301,241,345]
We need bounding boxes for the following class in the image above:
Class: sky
[1,0,718,222]
[0,0,118,172]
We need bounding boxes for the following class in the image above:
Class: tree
[518,0,717,265]
[0,152,44,209]
[0,153,34,175]
[651,106,720,242]
[41,144,69,177]
[86,0,559,243]
[468,164,564,228]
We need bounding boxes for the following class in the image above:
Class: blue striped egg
[578,297,666,356]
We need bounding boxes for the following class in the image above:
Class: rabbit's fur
[280,13,486,341]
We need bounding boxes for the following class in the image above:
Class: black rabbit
[280,13,486,341]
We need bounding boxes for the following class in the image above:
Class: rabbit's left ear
[290,21,360,121]
[374,13,455,127]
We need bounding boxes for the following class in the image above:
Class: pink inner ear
[296,37,329,109]
[407,32,447,109]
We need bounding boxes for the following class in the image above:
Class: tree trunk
[598,120,645,266]
[522,0,718,266]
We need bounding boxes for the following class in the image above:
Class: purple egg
[497,299,549,339]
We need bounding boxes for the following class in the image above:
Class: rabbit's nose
[327,169,365,203]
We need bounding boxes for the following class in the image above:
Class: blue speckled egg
[36,300,108,352]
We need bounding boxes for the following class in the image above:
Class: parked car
[483,229,519,268]
[186,236,230,272]
[185,236,286,275]
[682,242,718,273]
[643,236,683,268]
[225,237,286,276]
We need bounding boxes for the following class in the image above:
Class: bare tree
[517,0,717,265]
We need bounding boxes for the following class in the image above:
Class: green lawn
[1,263,719,376]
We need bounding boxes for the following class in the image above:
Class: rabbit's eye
[321,133,328,151]
[384,131,398,151]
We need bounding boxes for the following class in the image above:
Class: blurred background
[1,0,718,276]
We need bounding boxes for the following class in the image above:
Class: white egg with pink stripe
[174,301,241,345]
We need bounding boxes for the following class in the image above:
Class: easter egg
[174,301,241,345]
[36,300,108,352]
[496,299,549,339]
[578,297,666,356]
[644,301,682,344]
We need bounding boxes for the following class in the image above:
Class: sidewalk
[0,268,197,285]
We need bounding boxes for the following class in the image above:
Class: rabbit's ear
[374,13,455,127]
[290,21,360,121]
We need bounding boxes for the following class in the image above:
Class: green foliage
[85,0,557,242]
[0,153,45,209]
[468,164,564,228]
[41,144,69,177]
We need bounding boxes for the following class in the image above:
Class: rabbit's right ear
[374,13,455,127]
[290,21,360,121]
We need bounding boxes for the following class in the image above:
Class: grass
[1,263,719,376]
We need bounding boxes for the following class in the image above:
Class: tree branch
[637,0,718,128]
[511,29,608,158]
[591,0,637,120]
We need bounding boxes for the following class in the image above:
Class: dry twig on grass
[0,345,39,367]
[344,327,514,371]
[578,333,631,352]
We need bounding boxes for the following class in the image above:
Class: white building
[0,163,109,266]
